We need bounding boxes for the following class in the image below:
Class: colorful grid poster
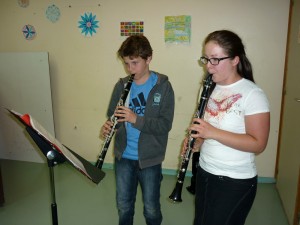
[165,15,191,44]
[120,21,144,36]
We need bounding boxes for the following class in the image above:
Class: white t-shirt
[200,78,270,179]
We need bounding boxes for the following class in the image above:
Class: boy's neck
[134,70,151,85]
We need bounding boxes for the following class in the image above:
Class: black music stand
[26,126,64,225]
[7,109,105,225]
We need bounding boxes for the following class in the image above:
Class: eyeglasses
[200,56,232,65]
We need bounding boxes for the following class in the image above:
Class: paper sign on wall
[165,15,191,44]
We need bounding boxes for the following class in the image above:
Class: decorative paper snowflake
[46,4,60,23]
[78,12,99,37]
[22,24,36,40]
[18,0,29,8]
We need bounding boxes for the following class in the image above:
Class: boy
[101,35,175,225]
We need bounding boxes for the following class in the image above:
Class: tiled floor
[0,159,289,225]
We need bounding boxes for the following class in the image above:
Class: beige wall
[0,0,290,178]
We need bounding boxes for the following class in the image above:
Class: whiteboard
[0,52,55,163]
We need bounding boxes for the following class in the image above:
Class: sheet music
[9,109,91,180]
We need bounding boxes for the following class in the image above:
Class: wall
[0,0,290,178]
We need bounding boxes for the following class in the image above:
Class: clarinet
[95,74,135,169]
[169,73,213,202]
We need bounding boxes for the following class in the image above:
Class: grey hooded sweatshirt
[106,71,175,169]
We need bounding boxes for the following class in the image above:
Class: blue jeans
[115,158,163,225]
[194,167,257,225]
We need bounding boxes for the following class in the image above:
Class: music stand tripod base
[26,126,65,225]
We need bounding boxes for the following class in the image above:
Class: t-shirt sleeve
[244,88,270,115]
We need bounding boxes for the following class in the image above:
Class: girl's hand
[180,136,204,156]
[189,118,216,139]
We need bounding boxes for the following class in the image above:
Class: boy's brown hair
[118,35,153,60]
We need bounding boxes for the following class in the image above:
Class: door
[276,1,300,225]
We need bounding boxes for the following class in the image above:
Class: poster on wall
[78,12,99,37]
[120,21,144,37]
[164,15,191,44]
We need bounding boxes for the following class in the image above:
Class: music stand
[7,109,105,225]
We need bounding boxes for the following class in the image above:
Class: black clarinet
[169,73,213,202]
[95,74,135,169]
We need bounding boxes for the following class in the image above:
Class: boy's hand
[115,106,137,124]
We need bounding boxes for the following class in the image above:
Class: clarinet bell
[169,182,183,203]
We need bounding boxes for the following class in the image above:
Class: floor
[0,159,290,225]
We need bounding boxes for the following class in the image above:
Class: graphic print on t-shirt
[129,92,146,116]
[206,93,242,117]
